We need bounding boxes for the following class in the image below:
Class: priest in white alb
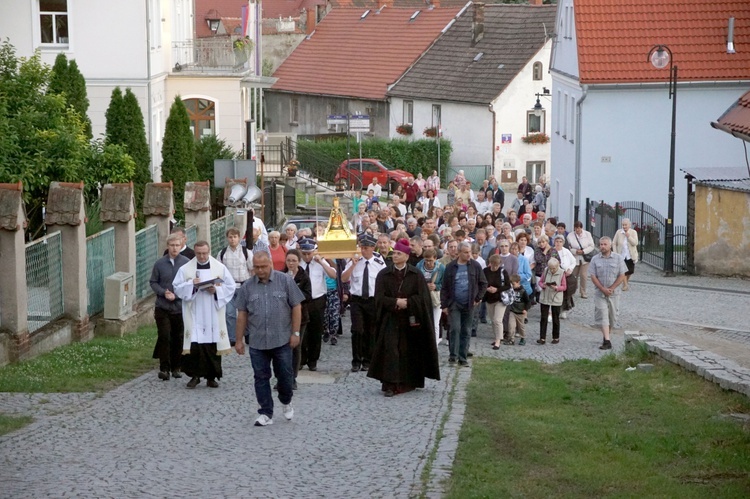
[173,240,236,388]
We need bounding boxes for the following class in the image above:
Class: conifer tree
[48,52,68,96]
[104,87,125,144]
[48,53,92,138]
[161,95,197,222]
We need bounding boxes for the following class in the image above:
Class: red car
[334,159,414,193]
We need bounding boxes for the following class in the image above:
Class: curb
[624,330,750,397]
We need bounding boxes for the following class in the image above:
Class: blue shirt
[454,264,470,305]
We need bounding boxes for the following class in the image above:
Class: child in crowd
[507,274,531,346]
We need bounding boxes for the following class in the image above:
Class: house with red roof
[550,0,750,227]
[264,6,462,137]
[387,1,556,183]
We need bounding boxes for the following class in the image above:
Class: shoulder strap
[220,246,227,261]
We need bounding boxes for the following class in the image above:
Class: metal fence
[210,213,236,256]
[135,225,159,299]
[26,231,64,332]
[86,227,115,316]
[447,165,492,190]
[186,225,197,248]
[586,199,688,273]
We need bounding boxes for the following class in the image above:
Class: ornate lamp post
[647,44,677,275]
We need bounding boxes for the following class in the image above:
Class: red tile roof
[712,90,750,139]
[271,7,461,100]
[575,0,750,84]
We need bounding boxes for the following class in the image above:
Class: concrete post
[0,182,29,362]
[45,182,89,339]
[275,182,286,223]
[143,182,175,250]
[101,182,136,279]
[184,181,211,242]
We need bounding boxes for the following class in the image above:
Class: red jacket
[405,182,420,203]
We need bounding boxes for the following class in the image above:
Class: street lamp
[647,44,677,275]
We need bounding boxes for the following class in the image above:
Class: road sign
[349,114,370,129]
[327,114,348,126]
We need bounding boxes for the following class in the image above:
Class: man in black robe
[367,238,440,397]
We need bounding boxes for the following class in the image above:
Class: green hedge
[297,137,452,183]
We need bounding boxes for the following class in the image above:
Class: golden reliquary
[316,196,358,258]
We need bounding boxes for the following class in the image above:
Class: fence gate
[585,199,687,273]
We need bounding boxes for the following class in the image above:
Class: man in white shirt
[299,238,337,371]
[220,227,253,347]
[366,177,383,199]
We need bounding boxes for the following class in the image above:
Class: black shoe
[467,352,474,357]
[551,339,560,344]
[360,364,369,372]
[292,381,298,390]
[492,345,500,350]
[384,390,395,397]
[323,334,330,343]
[308,364,318,372]
[599,340,612,350]
[171,370,183,379]
[158,371,170,381]
[536,339,546,345]
[459,360,469,367]
[480,319,487,324]
[351,363,361,372]
[330,336,338,346]
[448,357,457,364]
[207,378,219,388]
[230,340,236,347]
[471,330,477,337]
[186,377,200,388]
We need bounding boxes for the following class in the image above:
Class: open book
[196,277,224,290]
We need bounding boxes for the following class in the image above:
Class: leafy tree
[105,87,151,215]
[47,53,92,139]
[195,135,236,183]
[161,95,197,222]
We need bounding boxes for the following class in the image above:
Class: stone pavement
[1,263,748,497]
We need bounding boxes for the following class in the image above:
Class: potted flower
[396,124,413,136]
[521,132,550,144]
[233,36,254,65]
[423,126,438,138]
[286,159,300,177]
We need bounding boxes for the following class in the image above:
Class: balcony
[171,37,254,74]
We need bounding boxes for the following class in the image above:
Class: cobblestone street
[1,264,748,497]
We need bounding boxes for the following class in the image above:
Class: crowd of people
[148,171,634,423]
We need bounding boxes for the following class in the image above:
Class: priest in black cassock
[367,238,440,397]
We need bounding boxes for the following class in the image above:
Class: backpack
[219,245,249,262]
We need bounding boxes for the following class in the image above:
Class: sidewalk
[1,264,748,497]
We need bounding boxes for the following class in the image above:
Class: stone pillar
[45,182,89,338]
[101,182,136,279]
[143,181,175,250]
[184,181,211,243]
[275,182,286,223]
[0,182,29,361]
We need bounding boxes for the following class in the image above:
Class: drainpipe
[489,103,496,177]
[573,84,588,223]
[145,0,154,180]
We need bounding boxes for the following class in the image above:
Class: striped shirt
[588,251,627,291]
[236,271,305,350]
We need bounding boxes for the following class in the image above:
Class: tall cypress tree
[104,87,125,144]
[48,53,68,96]
[161,95,197,222]
[48,54,92,139]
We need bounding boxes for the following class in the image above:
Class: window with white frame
[562,93,568,139]
[532,62,543,81]
[432,104,441,129]
[526,161,545,184]
[403,100,413,125]
[39,0,69,45]
[555,90,561,134]
[290,97,299,124]
[569,95,576,143]
[527,110,545,134]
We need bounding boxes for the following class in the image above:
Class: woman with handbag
[416,249,445,346]
[537,257,567,345]
[613,218,639,291]
[566,221,596,299]
[483,254,512,349]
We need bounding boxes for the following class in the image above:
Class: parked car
[334,159,414,193]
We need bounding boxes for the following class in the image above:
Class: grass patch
[0,327,157,393]
[446,346,750,497]
[0,414,33,436]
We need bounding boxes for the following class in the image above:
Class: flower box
[423,126,438,138]
[521,133,550,145]
[396,124,413,136]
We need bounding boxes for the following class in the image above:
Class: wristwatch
[293,331,300,337]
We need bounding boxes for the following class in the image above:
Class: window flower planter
[396,124,413,136]
[521,133,550,144]
[423,126,438,138]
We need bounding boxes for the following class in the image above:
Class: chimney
[472,2,485,46]
[529,0,543,5]
[727,17,736,54]
[306,8,316,35]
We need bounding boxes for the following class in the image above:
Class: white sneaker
[283,403,294,421]
[561,311,568,319]
[254,414,273,427]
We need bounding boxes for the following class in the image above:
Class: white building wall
[549,0,579,80]
[491,42,553,190]
[578,86,748,227]
[549,73,580,224]
[388,97,492,169]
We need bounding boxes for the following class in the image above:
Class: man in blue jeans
[235,252,304,426]
[441,242,487,366]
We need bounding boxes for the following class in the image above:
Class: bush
[296,137,452,182]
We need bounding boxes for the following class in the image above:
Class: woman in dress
[613,218,639,291]
[537,257,566,345]
[551,234,577,319]
[268,231,287,271]
[415,172,427,192]
[566,221,596,298]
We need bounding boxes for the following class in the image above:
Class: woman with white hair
[551,234,577,319]
[537,257,566,345]
[284,224,298,250]
[613,218,639,291]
